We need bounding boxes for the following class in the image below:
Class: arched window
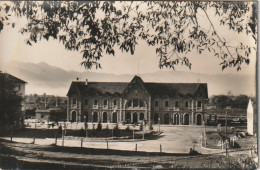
[112,112,117,123]
[126,112,131,123]
[71,111,77,122]
[93,112,98,122]
[103,112,107,123]
[140,113,144,121]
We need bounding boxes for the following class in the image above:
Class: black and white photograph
[0,1,258,169]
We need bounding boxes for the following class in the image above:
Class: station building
[66,75,208,125]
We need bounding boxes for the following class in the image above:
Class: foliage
[210,94,249,109]
[113,123,119,137]
[0,73,22,130]
[79,128,86,137]
[57,125,62,136]
[140,122,143,131]
[0,1,257,71]
[25,109,36,119]
[125,125,130,132]
[97,121,102,131]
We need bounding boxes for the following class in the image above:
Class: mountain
[6,61,256,97]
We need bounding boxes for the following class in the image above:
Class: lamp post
[84,116,88,138]
[225,110,228,157]
[158,117,160,133]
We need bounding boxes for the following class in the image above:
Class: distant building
[247,98,257,135]
[34,94,67,122]
[66,75,208,126]
[0,72,27,96]
[206,108,247,126]
[0,72,27,128]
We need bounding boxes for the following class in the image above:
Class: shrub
[97,121,102,131]
[57,125,62,136]
[79,128,86,137]
[113,123,119,137]
[125,125,131,132]
[140,123,143,131]
[149,123,153,130]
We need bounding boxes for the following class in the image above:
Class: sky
[0,1,257,96]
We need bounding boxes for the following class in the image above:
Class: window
[41,115,44,118]
[18,85,21,90]
[175,101,179,107]
[84,99,88,105]
[128,100,132,107]
[185,101,189,107]
[198,101,202,107]
[113,100,117,106]
[165,101,169,107]
[139,100,144,107]
[94,99,98,106]
[72,98,76,104]
[104,100,108,106]
[155,101,159,107]
[133,99,139,107]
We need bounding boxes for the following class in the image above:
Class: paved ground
[1,125,254,156]
[2,125,210,154]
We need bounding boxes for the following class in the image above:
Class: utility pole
[158,118,160,133]
[225,111,228,157]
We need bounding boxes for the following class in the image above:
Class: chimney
[85,79,88,85]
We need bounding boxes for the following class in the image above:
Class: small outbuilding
[247,98,257,136]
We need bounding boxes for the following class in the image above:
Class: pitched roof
[67,76,208,98]
[0,72,27,84]
[144,83,207,98]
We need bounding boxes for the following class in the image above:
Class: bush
[140,123,143,131]
[79,128,86,137]
[57,125,62,137]
[125,125,131,132]
[113,123,119,137]
[149,123,153,130]
[97,121,102,131]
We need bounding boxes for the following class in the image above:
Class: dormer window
[175,101,179,108]
[139,100,144,107]
[185,101,189,108]
[85,99,88,105]
[198,101,202,107]
[72,98,76,104]
[94,99,98,106]
[128,100,132,107]
[155,101,159,107]
[165,101,169,107]
[104,100,108,107]
[133,99,139,107]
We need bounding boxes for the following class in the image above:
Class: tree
[0,73,22,131]
[210,95,232,109]
[210,94,249,109]
[231,95,249,109]
[0,1,257,71]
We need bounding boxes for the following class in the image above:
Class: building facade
[0,72,27,129]
[66,76,208,126]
